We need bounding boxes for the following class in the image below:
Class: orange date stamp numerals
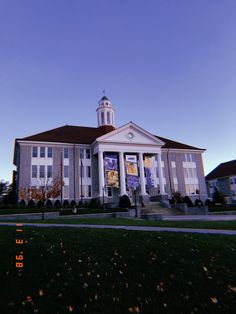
[16,238,24,244]
[15,224,24,269]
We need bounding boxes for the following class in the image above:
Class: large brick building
[13,96,207,205]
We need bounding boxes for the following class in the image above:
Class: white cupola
[96,95,115,128]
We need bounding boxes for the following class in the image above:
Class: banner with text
[105,154,119,188]
[125,155,139,189]
[144,156,156,188]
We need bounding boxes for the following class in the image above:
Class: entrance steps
[141,201,182,217]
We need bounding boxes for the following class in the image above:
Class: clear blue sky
[0,0,235,182]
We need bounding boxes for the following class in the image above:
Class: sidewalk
[1,222,236,235]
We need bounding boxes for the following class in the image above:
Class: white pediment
[95,122,165,146]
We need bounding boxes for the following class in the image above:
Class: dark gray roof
[206,159,236,180]
[17,124,204,151]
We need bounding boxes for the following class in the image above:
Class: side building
[206,159,236,204]
[13,96,207,205]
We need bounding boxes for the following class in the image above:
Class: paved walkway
[1,222,236,235]
[1,212,236,221]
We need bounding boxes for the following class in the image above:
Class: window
[193,168,197,178]
[80,165,84,177]
[39,165,45,178]
[174,184,178,192]
[185,184,199,195]
[32,165,37,178]
[64,165,69,178]
[189,168,193,178]
[184,153,195,162]
[63,186,69,199]
[48,147,52,158]
[64,148,69,159]
[183,168,188,178]
[88,185,92,197]
[86,166,91,178]
[86,149,90,159]
[32,147,38,158]
[47,165,52,178]
[107,187,112,197]
[172,167,177,178]
[80,149,84,159]
[40,147,45,158]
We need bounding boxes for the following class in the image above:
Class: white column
[157,153,165,194]
[98,150,105,196]
[139,152,147,195]
[119,151,127,195]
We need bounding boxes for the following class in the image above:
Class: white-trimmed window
[48,147,53,158]
[64,148,69,159]
[174,184,178,192]
[64,165,69,178]
[63,186,69,199]
[184,153,195,162]
[86,166,91,178]
[86,149,91,159]
[185,184,199,195]
[32,147,38,158]
[47,165,52,178]
[39,165,45,178]
[80,149,84,159]
[172,167,177,178]
[40,147,45,158]
[32,165,37,178]
[88,185,92,197]
[80,165,84,177]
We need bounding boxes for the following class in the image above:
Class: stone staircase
[140,201,182,219]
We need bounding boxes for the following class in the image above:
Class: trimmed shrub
[78,200,83,208]
[119,195,131,209]
[54,200,61,208]
[19,200,26,208]
[28,199,36,208]
[37,200,44,208]
[205,198,212,207]
[183,196,193,207]
[89,198,101,209]
[63,200,70,208]
[194,199,203,207]
[46,199,53,208]
[172,191,183,204]
[70,200,77,208]
[212,188,225,205]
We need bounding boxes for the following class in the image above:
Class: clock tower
[96,95,115,128]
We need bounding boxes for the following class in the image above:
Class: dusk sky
[0,0,235,182]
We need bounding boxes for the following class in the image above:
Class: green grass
[0,207,127,215]
[0,226,236,313]
[0,207,58,215]
[10,217,236,230]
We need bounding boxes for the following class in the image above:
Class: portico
[92,121,166,203]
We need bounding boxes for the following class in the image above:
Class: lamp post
[102,186,105,209]
[134,188,137,218]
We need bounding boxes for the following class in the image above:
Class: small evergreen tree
[119,195,131,209]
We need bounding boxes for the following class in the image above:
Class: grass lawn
[0,226,236,313]
[0,207,58,215]
[10,217,236,230]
